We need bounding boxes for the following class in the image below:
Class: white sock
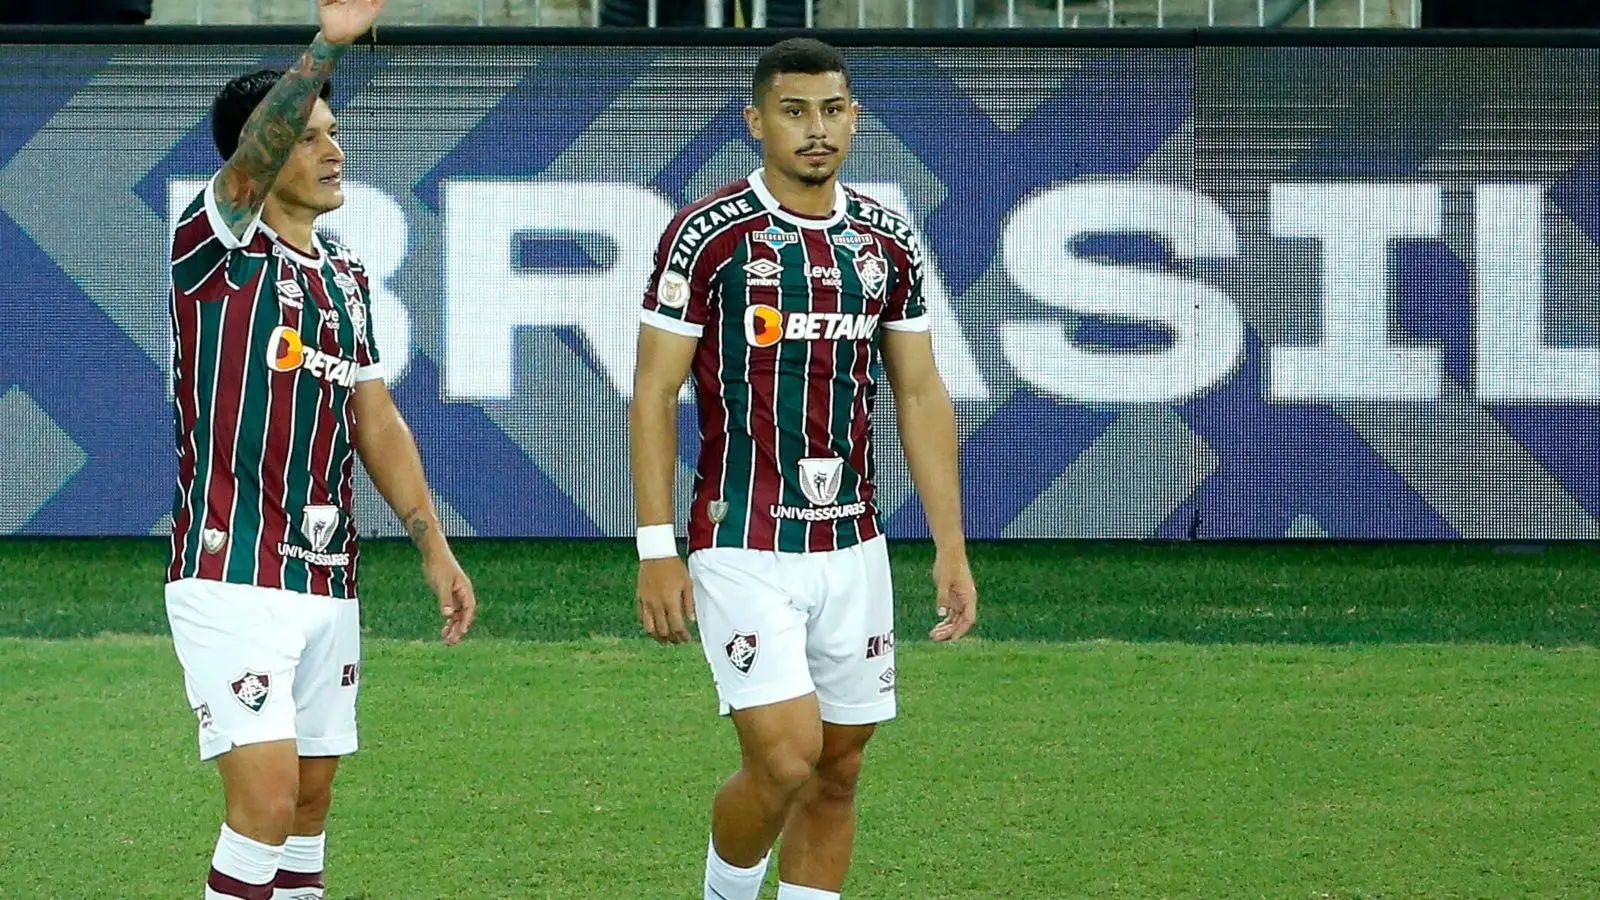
[274,832,326,899]
[704,833,770,900]
[205,824,284,900]
[776,884,841,900]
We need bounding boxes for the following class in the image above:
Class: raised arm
[213,0,385,238]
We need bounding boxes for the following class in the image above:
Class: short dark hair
[210,69,334,162]
[753,38,850,106]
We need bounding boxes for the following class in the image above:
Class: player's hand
[637,557,696,645]
[423,550,477,645]
[930,550,976,642]
[317,0,386,45]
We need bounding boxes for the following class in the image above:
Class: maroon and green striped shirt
[167,177,382,599]
[641,169,929,555]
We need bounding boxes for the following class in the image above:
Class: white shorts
[688,535,897,726]
[165,578,361,761]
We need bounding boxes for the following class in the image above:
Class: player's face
[747,72,857,187]
[272,98,344,216]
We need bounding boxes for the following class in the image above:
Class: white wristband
[636,523,678,560]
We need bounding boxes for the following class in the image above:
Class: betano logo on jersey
[266,326,360,388]
[743,305,882,349]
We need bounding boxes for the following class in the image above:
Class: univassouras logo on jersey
[266,326,359,387]
[276,542,352,567]
[770,501,869,522]
[744,306,881,348]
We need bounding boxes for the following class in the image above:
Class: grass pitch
[2,539,1598,898]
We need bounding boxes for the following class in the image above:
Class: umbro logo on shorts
[725,631,759,676]
[230,671,271,714]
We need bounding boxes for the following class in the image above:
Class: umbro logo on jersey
[744,305,881,348]
[275,279,304,309]
[266,326,360,388]
[743,258,783,287]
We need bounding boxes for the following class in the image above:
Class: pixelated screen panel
[0,43,1594,539]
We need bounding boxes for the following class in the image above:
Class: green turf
[3,538,1599,645]
[5,538,1600,897]
[2,636,1599,898]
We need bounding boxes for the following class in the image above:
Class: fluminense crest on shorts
[724,631,759,676]
[230,671,271,714]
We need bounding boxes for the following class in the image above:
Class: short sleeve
[170,172,263,302]
[640,206,724,339]
[882,227,929,334]
[350,264,384,382]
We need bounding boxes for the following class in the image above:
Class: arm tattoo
[215,34,347,238]
[401,505,430,545]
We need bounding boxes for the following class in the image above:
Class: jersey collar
[749,168,846,231]
[258,220,325,268]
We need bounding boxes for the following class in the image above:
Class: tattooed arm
[212,35,347,239]
[213,0,386,238]
[352,378,477,644]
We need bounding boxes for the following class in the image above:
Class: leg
[777,723,875,893]
[713,694,826,866]
[291,756,339,836]
[274,596,361,899]
[777,536,898,898]
[689,547,822,900]
[167,580,304,900]
[217,741,303,845]
[208,741,301,900]
[273,756,339,899]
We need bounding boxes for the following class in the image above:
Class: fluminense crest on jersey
[854,249,888,299]
[348,295,368,346]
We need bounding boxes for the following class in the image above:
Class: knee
[811,746,865,804]
[295,779,333,820]
[749,737,823,800]
[230,780,299,835]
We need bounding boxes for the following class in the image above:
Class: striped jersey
[641,169,929,554]
[167,176,382,599]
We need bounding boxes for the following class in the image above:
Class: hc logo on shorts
[725,631,759,676]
